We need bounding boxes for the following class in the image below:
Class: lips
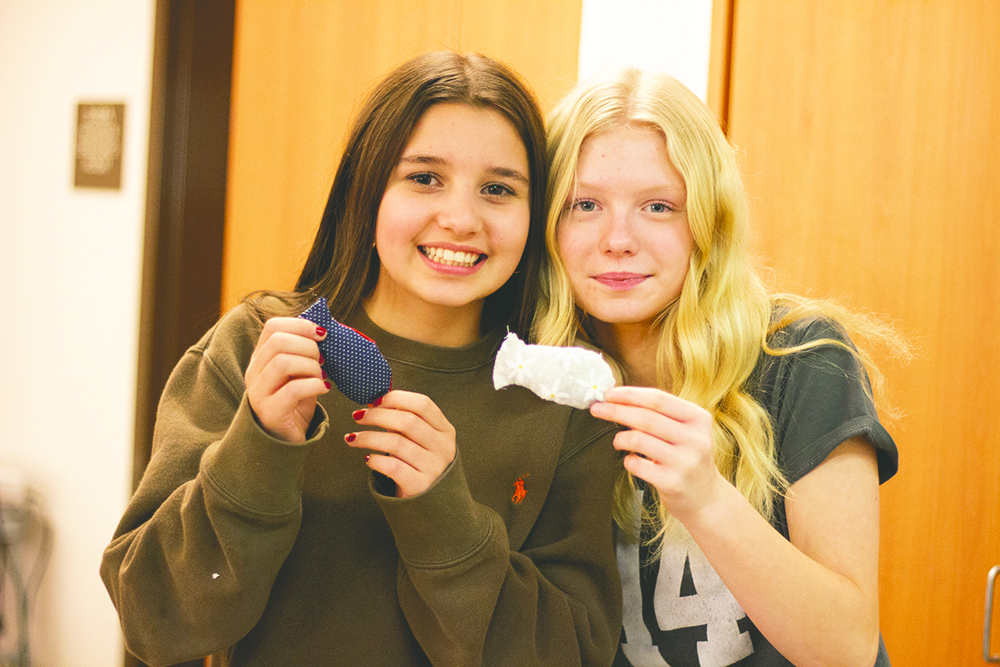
[593,272,648,290]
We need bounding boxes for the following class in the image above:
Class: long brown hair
[247,51,547,338]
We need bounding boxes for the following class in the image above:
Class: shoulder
[767,312,853,351]
[183,298,292,389]
[194,303,264,362]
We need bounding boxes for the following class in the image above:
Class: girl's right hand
[245,317,330,443]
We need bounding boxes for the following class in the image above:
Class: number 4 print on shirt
[618,492,754,667]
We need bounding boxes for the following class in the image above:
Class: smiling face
[556,125,694,334]
[365,103,531,344]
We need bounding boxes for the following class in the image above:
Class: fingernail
[345,433,356,443]
[352,409,366,421]
[324,381,331,389]
[365,454,371,463]
[319,354,325,365]
[321,369,327,379]
[316,326,327,337]
[371,396,383,407]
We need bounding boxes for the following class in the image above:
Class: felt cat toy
[493,332,615,409]
[298,298,392,405]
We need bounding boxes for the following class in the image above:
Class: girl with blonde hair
[535,67,907,667]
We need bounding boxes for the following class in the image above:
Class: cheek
[495,207,531,260]
[556,224,590,274]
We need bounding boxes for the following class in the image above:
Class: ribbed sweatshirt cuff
[374,451,496,567]
[201,396,328,517]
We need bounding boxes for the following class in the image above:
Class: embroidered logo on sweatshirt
[511,474,529,504]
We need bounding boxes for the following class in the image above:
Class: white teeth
[421,246,481,267]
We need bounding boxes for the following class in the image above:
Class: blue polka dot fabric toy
[298,298,392,405]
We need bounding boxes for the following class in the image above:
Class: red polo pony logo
[512,474,529,504]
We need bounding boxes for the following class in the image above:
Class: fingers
[246,317,330,443]
[590,386,712,448]
[344,391,457,498]
[248,317,326,377]
[591,386,728,523]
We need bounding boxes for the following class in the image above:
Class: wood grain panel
[223,0,581,311]
[724,1,1000,663]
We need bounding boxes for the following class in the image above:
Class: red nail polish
[365,454,371,463]
[318,354,324,365]
[345,433,356,443]
[324,381,331,389]
[352,409,366,421]
[321,369,327,379]
[316,326,327,337]
[371,396,383,407]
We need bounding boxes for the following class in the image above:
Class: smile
[420,246,485,268]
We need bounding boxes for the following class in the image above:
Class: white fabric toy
[493,332,616,409]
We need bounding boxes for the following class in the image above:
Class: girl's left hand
[345,390,457,499]
[590,385,728,524]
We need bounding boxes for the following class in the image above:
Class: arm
[100,315,328,665]
[595,386,881,667]
[373,411,622,667]
[681,437,881,667]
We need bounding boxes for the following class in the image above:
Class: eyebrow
[398,155,530,186]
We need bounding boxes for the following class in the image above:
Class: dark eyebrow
[398,155,445,167]
[397,155,529,186]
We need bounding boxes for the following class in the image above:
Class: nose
[599,208,637,255]
[436,188,481,237]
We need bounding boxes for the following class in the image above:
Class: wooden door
[716,0,1000,663]
[223,0,583,311]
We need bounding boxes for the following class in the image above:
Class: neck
[362,292,483,348]
[591,320,663,388]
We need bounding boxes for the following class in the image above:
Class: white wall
[0,0,155,665]
[578,0,714,102]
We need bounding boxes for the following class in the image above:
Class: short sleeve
[754,318,898,486]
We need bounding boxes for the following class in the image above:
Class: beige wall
[0,1,156,665]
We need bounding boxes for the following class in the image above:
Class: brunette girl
[102,52,621,667]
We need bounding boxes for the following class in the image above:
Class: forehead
[576,125,684,192]
[404,104,525,157]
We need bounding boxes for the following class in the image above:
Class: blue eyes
[569,200,676,214]
[647,202,673,213]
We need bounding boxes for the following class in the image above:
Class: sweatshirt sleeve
[99,313,327,666]
[376,412,622,667]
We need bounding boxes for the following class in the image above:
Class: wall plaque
[74,102,125,189]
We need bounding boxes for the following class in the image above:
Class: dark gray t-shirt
[615,318,897,667]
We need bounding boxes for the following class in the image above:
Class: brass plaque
[74,102,125,189]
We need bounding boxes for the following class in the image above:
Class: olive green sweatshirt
[101,304,622,666]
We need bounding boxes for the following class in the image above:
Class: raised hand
[344,390,457,498]
[245,317,330,444]
[589,385,728,524]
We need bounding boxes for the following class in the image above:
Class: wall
[579,0,713,101]
[0,0,156,665]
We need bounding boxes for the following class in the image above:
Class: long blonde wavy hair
[533,68,908,546]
